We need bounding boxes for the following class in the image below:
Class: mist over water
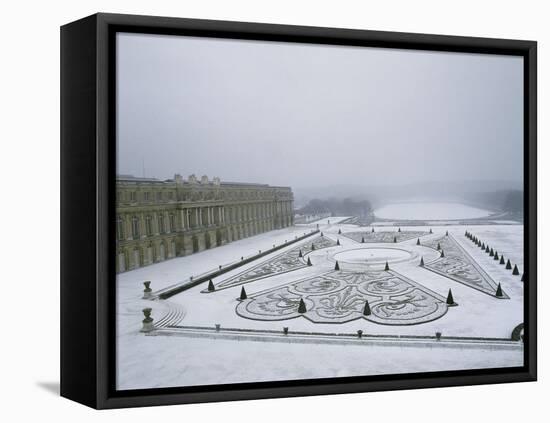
[117,33,524,210]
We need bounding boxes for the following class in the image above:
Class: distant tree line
[298,197,372,217]
[502,190,523,213]
[465,189,523,214]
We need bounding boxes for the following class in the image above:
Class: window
[130,192,137,202]
[157,191,163,201]
[144,192,151,201]
[158,214,165,234]
[169,214,176,232]
[116,216,125,241]
[145,215,153,236]
[131,216,140,239]
[167,191,174,200]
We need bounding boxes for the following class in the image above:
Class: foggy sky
[116,32,523,188]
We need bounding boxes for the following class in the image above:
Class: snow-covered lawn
[116,333,522,390]
[116,213,524,390]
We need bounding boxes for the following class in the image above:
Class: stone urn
[140,308,154,333]
[142,281,152,299]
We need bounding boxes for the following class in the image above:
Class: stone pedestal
[142,281,152,299]
[140,308,154,333]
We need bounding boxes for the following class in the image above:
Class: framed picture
[60,13,537,409]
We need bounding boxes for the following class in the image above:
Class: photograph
[114,31,526,391]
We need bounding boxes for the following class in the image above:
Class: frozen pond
[374,202,493,221]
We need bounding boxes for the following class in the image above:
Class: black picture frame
[60,12,537,409]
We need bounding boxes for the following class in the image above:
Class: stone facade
[115,174,294,273]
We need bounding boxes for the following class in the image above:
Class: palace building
[115,174,294,273]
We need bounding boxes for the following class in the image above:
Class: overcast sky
[116,32,523,188]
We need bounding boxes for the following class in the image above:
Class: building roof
[116,175,290,190]
[117,174,163,183]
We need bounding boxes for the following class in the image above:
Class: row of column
[117,200,294,241]
[177,201,292,230]
[178,205,226,230]
[118,211,177,241]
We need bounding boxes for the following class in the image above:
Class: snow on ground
[374,202,493,220]
[117,333,522,390]
[151,225,523,339]
[116,209,524,390]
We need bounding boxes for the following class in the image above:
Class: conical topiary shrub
[485,245,490,253]
[512,264,520,275]
[363,300,371,316]
[298,298,307,313]
[384,261,390,271]
[430,228,433,234]
[489,248,494,257]
[437,242,441,250]
[494,251,499,260]
[446,231,449,236]
[311,243,316,251]
[420,256,425,267]
[372,227,375,232]
[208,279,215,292]
[321,232,324,237]
[240,286,247,300]
[495,283,503,297]
[398,227,401,232]
[446,289,456,305]
[307,257,312,266]
[500,255,505,264]
[481,242,485,249]
[393,236,397,243]
[298,249,303,258]
[361,237,365,243]
[506,259,512,270]
[338,228,342,234]
[337,239,341,246]
[416,238,420,246]
[334,260,340,271]
[440,250,445,258]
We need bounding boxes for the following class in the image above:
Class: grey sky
[116,32,523,188]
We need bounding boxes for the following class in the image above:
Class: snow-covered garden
[116,205,524,390]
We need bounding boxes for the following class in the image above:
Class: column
[139,213,146,238]
[125,215,132,241]
[153,212,159,235]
